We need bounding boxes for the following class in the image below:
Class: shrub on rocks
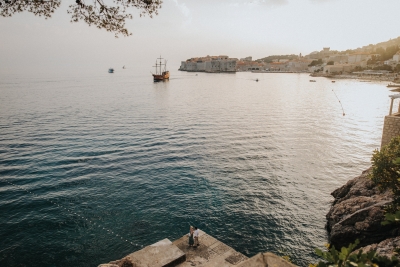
[371,136,400,211]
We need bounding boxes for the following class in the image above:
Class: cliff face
[326,168,400,250]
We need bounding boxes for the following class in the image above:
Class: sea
[0,69,394,266]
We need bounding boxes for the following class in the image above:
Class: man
[193,227,199,246]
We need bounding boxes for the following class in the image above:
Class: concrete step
[128,238,186,267]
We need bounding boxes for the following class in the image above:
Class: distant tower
[299,53,302,58]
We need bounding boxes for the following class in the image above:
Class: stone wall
[381,115,400,148]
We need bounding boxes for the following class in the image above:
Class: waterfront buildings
[180,55,237,73]
[323,64,355,74]
[236,60,264,71]
[348,53,371,64]
[287,59,312,72]
[180,39,399,74]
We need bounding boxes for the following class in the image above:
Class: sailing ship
[152,56,170,82]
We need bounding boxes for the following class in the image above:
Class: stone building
[393,51,400,62]
[240,56,252,61]
[381,94,400,148]
[236,60,264,71]
[180,61,187,70]
[180,55,237,73]
[205,60,220,72]
[348,52,371,64]
[287,59,312,72]
[323,64,355,74]
[185,61,198,72]
[196,61,206,72]
[265,61,288,71]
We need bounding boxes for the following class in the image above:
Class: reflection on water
[0,71,391,266]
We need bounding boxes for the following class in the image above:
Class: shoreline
[310,73,400,84]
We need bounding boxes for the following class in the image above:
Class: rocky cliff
[326,168,400,253]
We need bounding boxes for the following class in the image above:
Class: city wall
[381,114,400,148]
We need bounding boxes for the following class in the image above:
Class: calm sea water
[0,70,393,266]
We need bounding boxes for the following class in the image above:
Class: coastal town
[179,36,400,82]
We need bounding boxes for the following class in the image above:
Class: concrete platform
[172,230,248,267]
[128,238,186,267]
[99,238,185,267]
[99,230,297,267]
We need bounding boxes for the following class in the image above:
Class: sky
[1,0,400,74]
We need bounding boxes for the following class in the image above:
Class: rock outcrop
[326,168,400,249]
[354,236,400,259]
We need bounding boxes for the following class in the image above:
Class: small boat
[108,68,114,73]
[332,81,336,83]
[152,56,170,82]
[256,79,259,82]
[310,80,316,82]
[122,65,126,69]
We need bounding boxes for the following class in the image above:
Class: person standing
[188,226,194,247]
[193,227,199,246]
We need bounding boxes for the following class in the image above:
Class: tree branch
[0,0,162,36]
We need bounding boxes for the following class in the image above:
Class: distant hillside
[257,54,299,63]
[256,36,400,61]
[338,36,400,56]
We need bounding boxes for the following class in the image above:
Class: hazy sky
[1,0,400,74]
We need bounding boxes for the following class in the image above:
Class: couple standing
[188,226,199,247]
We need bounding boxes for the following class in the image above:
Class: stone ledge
[237,252,297,267]
[99,230,298,267]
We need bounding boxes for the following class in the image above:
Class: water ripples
[0,71,391,266]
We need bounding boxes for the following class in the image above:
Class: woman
[188,226,194,247]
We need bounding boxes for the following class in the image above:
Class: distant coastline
[310,72,400,84]
[179,36,400,81]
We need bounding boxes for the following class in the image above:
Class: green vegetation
[370,136,400,211]
[257,54,299,63]
[370,136,400,239]
[309,59,323,67]
[367,55,379,65]
[353,66,365,71]
[281,255,292,263]
[382,210,400,225]
[339,49,354,55]
[311,240,400,267]
[375,46,400,61]
[373,65,393,71]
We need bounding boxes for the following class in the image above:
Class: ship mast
[153,60,158,75]
[152,56,167,76]
[158,55,164,74]
[153,60,159,75]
